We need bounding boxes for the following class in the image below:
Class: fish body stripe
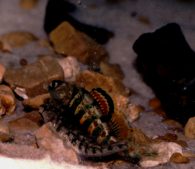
[41,80,133,161]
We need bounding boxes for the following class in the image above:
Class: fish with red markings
[40,80,140,163]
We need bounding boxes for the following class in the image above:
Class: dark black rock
[44,0,114,44]
[133,23,195,124]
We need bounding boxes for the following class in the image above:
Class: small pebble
[20,0,39,10]
[138,15,151,25]
[184,117,195,139]
[0,63,5,82]
[9,118,39,134]
[0,31,38,48]
[0,85,16,116]
[0,121,13,142]
[20,58,28,66]
[23,93,50,109]
[149,98,161,110]
[170,152,189,164]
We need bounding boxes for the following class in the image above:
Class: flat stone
[23,111,43,126]
[14,133,37,147]
[49,22,108,64]
[35,123,79,163]
[8,117,39,134]
[0,31,38,48]
[4,56,64,98]
[140,142,183,167]
[0,121,13,142]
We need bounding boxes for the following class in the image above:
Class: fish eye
[48,80,63,91]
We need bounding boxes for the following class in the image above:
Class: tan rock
[138,15,151,25]
[128,104,143,122]
[184,117,195,139]
[0,64,5,82]
[0,121,13,142]
[49,21,108,64]
[0,41,12,53]
[170,152,189,164]
[76,70,128,97]
[20,0,39,10]
[0,31,38,48]
[100,61,124,80]
[22,93,50,109]
[4,56,64,98]
[128,128,151,145]
[175,140,188,148]
[23,111,43,126]
[162,119,183,131]
[140,142,182,167]
[35,123,79,163]
[8,112,42,146]
[154,133,178,142]
[14,133,37,147]
[8,118,39,134]
[57,56,80,82]
[0,85,16,116]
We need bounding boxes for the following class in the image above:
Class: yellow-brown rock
[140,142,183,167]
[22,93,50,109]
[4,56,64,98]
[0,31,38,48]
[0,63,5,82]
[76,70,128,97]
[170,152,189,164]
[184,117,195,139]
[49,21,108,64]
[0,85,16,116]
[9,117,39,134]
[0,121,13,142]
[100,61,124,80]
[128,128,151,145]
[20,0,39,10]
[0,41,12,53]
[162,119,183,131]
[23,111,43,126]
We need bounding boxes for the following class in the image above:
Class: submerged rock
[184,117,195,139]
[133,23,195,124]
[20,0,39,10]
[0,85,16,117]
[44,0,114,44]
[49,22,108,64]
[0,31,38,48]
[4,56,64,98]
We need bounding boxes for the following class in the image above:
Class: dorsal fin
[90,88,114,121]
